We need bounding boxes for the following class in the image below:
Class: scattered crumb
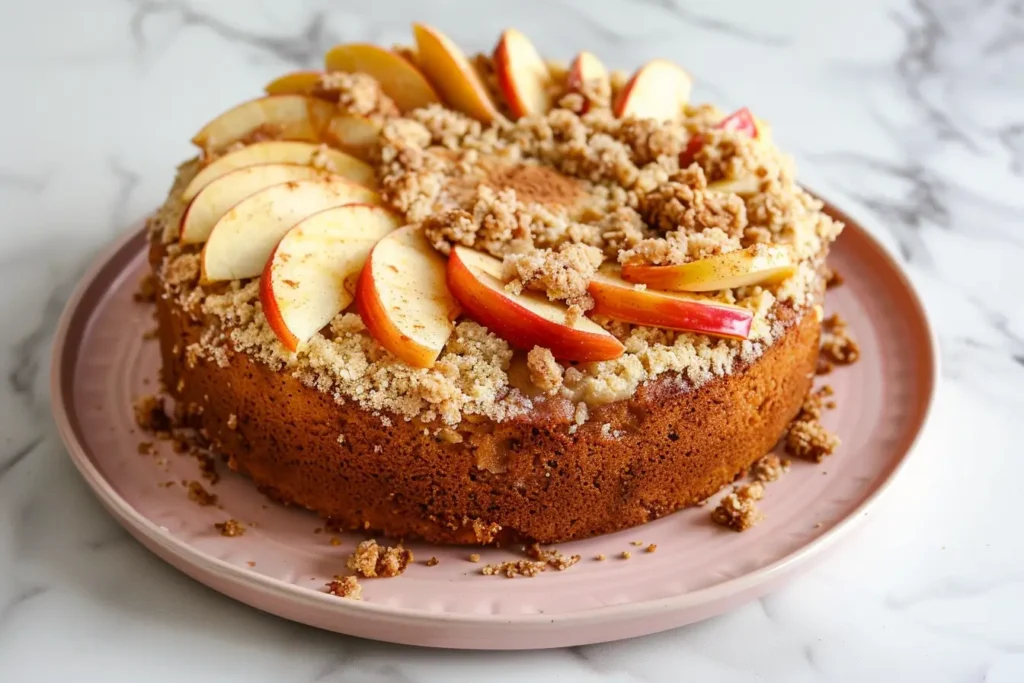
[595,554,606,561]
[786,416,840,463]
[425,556,439,567]
[821,314,860,365]
[481,560,547,578]
[187,481,218,507]
[468,553,481,563]
[526,346,564,393]
[646,544,657,553]
[142,327,159,340]
[325,575,363,600]
[330,537,342,547]
[136,441,154,456]
[525,542,581,570]
[816,356,834,375]
[750,454,790,483]
[621,551,632,559]
[630,540,644,546]
[247,561,256,567]
[314,527,323,534]
[133,395,170,433]
[214,519,245,537]
[346,539,413,578]
[711,481,765,531]
[226,413,238,430]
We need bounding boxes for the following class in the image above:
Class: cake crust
[156,244,819,543]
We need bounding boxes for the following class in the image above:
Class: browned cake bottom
[155,267,819,544]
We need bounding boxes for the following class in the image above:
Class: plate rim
[49,195,940,628]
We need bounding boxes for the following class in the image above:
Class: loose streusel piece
[133,395,170,433]
[425,556,439,567]
[187,480,218,507]
[820,314,860,365]
[527,346,564,393]
[750,454,791,483]
[525,542,581,571]
[481,560,547,578]
[502,242,603,310]
[711,481,765,531]
[325,575,363,600]
[346,539,414,578]
[786,419,840,463]
[215,519,245,537]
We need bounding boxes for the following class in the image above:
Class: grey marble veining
[0,0,1021,681]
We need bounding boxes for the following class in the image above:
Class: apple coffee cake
[145,23,842,544]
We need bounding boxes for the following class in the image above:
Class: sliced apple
[261,204,399,351]
[412,23,502,123]
[613,59,693,121]
[566,51,609,113]
[264,71,324,96]
[191,95,337,154]
[322,114,383,162]
[355,226,459,368]
[201,178,380,282]
[324,43,441,112]
[681,106,760,167]
[493,29,550,119]
[180,164,325,244]
[589,268,753,339]
[620,245,796,292]
[447,246,624,363]
[182,141,375,202]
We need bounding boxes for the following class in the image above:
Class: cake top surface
[150,25,842,427]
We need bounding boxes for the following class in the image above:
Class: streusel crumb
[751,454,790,483]
[821,314,860,365]
[325,575,362,600]
[481,560,547,578]
[527,346,564,393]
[711,481,765,531]
[786,419,840,463]
[346,539,413,578]
[187,481,218,507]
[502,242,602,310]
[215,519,245,537]
[318,71,399,118]
[425,556,439,567]
[525,542,581,570]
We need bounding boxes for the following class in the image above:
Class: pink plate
[51,200,937,649]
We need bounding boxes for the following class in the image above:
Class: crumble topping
[711,480,765,531]
[502,242,602,310]
[346,539,413,578]
[526,346,563,393]
[317,71,399,118]
[325,575,362,599]
[187,480,218,507]
[147,70,843,427]
[481,560,547,578]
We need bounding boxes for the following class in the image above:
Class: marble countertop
[1,0,1021,680]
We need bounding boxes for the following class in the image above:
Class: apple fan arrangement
[183,24,793,368]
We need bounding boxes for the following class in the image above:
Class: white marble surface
[0,0,1021,680]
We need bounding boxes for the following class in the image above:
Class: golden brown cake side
[155,241,819,544]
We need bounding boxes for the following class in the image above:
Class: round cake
[145,25,841,545]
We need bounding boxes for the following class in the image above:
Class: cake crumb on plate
[347,539,413,578]
[325,575,363,600]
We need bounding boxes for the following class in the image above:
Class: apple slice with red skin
[201,178,380,282]
[565,51,609,113]
[191,95,336,154]
[324,43,441,112]
[180,163,326,245]
[613,59,693,121]
[589,268,753,339]
[182,141,376,202]
[355,226,460,368]
[620,245,796,292]
[447,246,625,363]
[493,28,550,119]
[261,204,399,351]
[413,23,502,123]
[680,107,759,167]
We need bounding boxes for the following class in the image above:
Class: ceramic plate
[51,200,936,649]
